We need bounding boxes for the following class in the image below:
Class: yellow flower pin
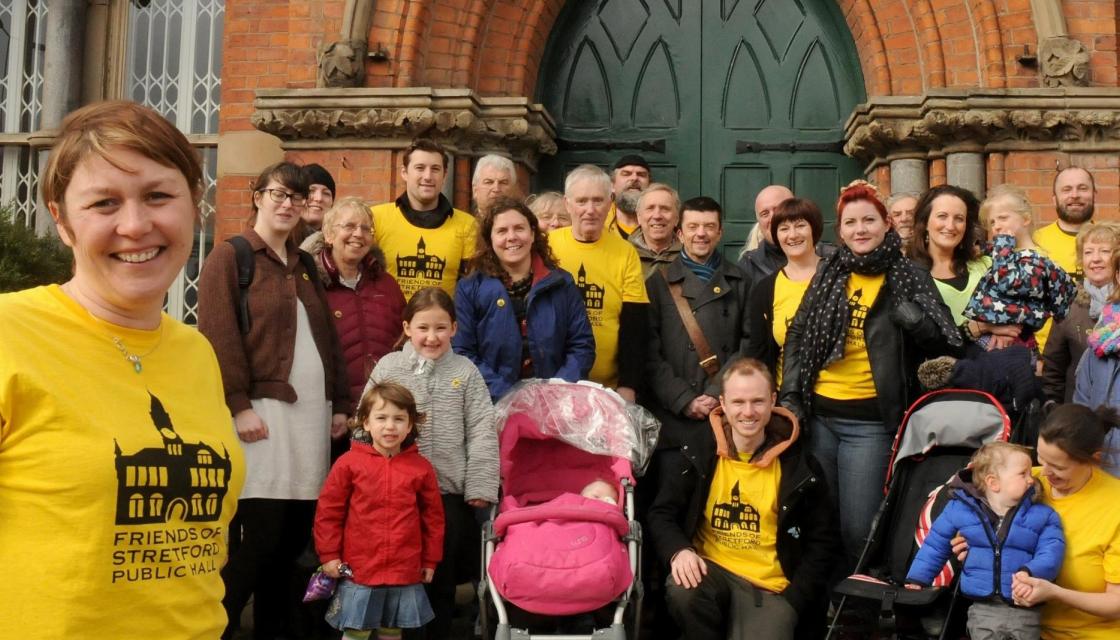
[451,378,462,388]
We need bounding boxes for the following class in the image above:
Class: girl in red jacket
[314,381,445,640]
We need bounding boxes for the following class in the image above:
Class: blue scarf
[679,249,721,282]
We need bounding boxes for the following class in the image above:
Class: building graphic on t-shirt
[710,481,760,532]
[848,288,869,330]
[397,236,447,281]
[113,393,233,525]
[576,263,605,310]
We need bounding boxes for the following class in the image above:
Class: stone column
[946,152,986,199]
[889,158,928,195]
[35,0,87,234]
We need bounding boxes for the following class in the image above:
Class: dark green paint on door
[536,0,866,254]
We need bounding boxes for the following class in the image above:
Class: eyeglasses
[336,222,373,236]
[258,188,306,206]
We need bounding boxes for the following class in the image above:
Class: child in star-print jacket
[963,186,1076,359]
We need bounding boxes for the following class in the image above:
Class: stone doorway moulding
[251,87,558,170]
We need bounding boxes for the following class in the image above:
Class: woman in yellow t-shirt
[1010,404,1120,639]
[781,181,962,568]
[746,197,825,383]
[0,102,244,638]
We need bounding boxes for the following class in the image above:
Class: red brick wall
[217,0,1120,238]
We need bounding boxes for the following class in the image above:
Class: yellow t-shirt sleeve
[621,243,650,304]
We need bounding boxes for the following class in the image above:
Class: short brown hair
[720,357,776,394]
[352,381,426,447]
[41,101,204,218]
[402,138,448,170]
[769,197,824,246]
[969,441,1032,491]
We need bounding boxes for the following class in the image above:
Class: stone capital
[844,88,1120,163]
[250,88,557,170]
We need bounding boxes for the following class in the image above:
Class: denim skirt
[325,580,434,630]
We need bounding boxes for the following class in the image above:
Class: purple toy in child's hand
[303,563,351,602]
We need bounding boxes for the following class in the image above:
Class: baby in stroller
[481,380,657,640]
[906,441,1065,640]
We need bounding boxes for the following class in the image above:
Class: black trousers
[221,498,317,640]
[421,494,481,639]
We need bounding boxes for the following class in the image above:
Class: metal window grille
[0,0,47,227]
[127,0,223,323]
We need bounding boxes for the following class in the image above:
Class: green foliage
[0,205,73,293]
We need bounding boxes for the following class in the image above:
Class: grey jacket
[644,257,751,448]
[629,228,683,280]
[367,343,500,502]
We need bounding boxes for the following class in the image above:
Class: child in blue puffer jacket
[906,442,1065,640]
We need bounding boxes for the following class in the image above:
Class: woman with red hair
[781,181,961,569]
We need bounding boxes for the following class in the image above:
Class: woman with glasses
[198,161,349,640]
[304,196,405,416]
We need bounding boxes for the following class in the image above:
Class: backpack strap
[225,236,255,335]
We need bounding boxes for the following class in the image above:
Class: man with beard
[606,154,652,239]
[630,183,684,278]
[1035,166,1097,278]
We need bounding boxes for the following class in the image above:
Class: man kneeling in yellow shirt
[647,358,838,640]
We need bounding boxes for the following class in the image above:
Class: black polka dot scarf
[795,229,962,396]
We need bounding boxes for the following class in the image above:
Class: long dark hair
[468,196,556,280]
[909,184,981,277]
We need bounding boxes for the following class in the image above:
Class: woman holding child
[781,181,961,567]
[1006,405,1120,639]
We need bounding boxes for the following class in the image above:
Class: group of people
[2,100,1120,640]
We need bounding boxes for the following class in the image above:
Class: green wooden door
[536,0,865,253]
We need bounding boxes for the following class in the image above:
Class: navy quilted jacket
[906,471,1065,602]
[453,260,595,401]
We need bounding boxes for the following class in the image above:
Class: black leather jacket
[779,268,958,431]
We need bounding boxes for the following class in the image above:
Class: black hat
[302,163,336,195]
[612,154,650,172]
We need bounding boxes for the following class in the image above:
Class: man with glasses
[370,139,477,298]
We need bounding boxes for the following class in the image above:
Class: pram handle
[493,505,630,537]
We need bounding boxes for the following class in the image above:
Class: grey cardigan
[367,343,500,502]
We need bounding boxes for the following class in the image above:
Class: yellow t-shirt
[815,272,885,400]
[934,257,992,326]
[1036,467,1120,640]
[549,227,648,387]
[1033,222,1081,279]
[0,286,245,639]
[694,454,789,592]
[772,270,812,386]
[371,201,477,299]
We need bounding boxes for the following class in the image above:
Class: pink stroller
[480,380,657,640]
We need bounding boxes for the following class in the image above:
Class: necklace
[109,324,164,374]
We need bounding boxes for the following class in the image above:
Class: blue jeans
[809,415,894,570]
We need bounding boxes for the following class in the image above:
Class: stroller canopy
[494,379,659,474]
